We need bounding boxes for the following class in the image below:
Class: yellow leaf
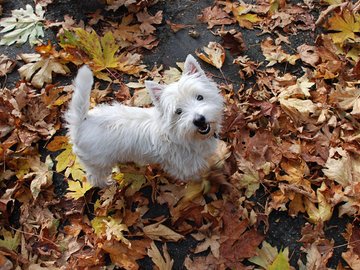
[232,5,262,29]
[249,241,290,269]
[62,29,146,79]
[91,216,130,246]
[326,9,360,44]
[47,136,85,181]
[323,0,344,4]
[304,182,333,223]
[66,180,92,200]
[91,216,106,236]
[269,250,291,270]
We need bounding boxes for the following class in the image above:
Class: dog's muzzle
[193,114,211,135]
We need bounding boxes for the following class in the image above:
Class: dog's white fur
[65,55,223,187]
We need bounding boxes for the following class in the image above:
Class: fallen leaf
[196,42,225,69]
[148,242,174,270]
[261,38,299,66]
[0,229,20,250]
[198,5,234,29]
[304,182,333,223]
[249,241,291,270]
[17,53,70,88]
[325,8,360,44]
[232,4,262,29]
[143,221,184,242]
[23,155,53,200]
[0,4,45,46]
[66,180,92,200]
[0,54,16,76]
[136,9,162,35]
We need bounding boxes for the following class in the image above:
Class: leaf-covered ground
[0,0,360,269]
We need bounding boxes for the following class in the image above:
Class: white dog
[65,55,223,187]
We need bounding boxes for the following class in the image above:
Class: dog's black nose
[193,115,206,127]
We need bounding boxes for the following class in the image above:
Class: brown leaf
[136,9,163,35]
[198,6,234,29]
[220,29,247,56]
[0,54,16,76]
[102,239,151,270]
[143,220,184,242]
[166,20,192,33]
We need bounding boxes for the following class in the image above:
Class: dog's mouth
[198,123,211,135]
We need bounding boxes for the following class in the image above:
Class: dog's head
[145,55,223,141]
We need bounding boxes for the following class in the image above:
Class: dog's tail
[65,65,93,142]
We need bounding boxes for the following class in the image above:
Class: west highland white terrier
[65,55,224,187]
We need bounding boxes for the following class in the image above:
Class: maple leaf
[342,224,360,269]
[325,8,360,44]
[23,155,53,200]
[162,66,182,84]
[102,239,151,269]
[17,52,70,88]
[261,38,299,67]
[196,42,225,69]
[192,233,220,258]
[198,5,234,29]
[66,180,92,200]
[147,242,174,270]
[297,44,320,67]
[276,159,314,196]
[0,4,45,46]
[92,216,130,246]
[304,182,333,223]
[111,14,141,44]
[60,29,145,80]
[232,4,262,29]
[0,229,20,251]
[232,155,262,198]
[103,217,130,246]
[323,147,359,187]
[46,136,86,181]
[330,83,360,117]
[249,241,291,269]
[136,9,162,35]
[143,220,184,242]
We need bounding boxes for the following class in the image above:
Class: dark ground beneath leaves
[1,0,353,269]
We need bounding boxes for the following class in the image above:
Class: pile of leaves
[0,0,360,269]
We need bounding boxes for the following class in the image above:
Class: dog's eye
[175,108,182,115]
[196,95,204,101]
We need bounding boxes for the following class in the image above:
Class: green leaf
[0,229,20,251]
[0,4,45,46]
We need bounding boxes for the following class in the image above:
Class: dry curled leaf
[196,42,225,69]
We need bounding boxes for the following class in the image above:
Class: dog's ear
[145,81,165,105]
[183,54,205,76]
